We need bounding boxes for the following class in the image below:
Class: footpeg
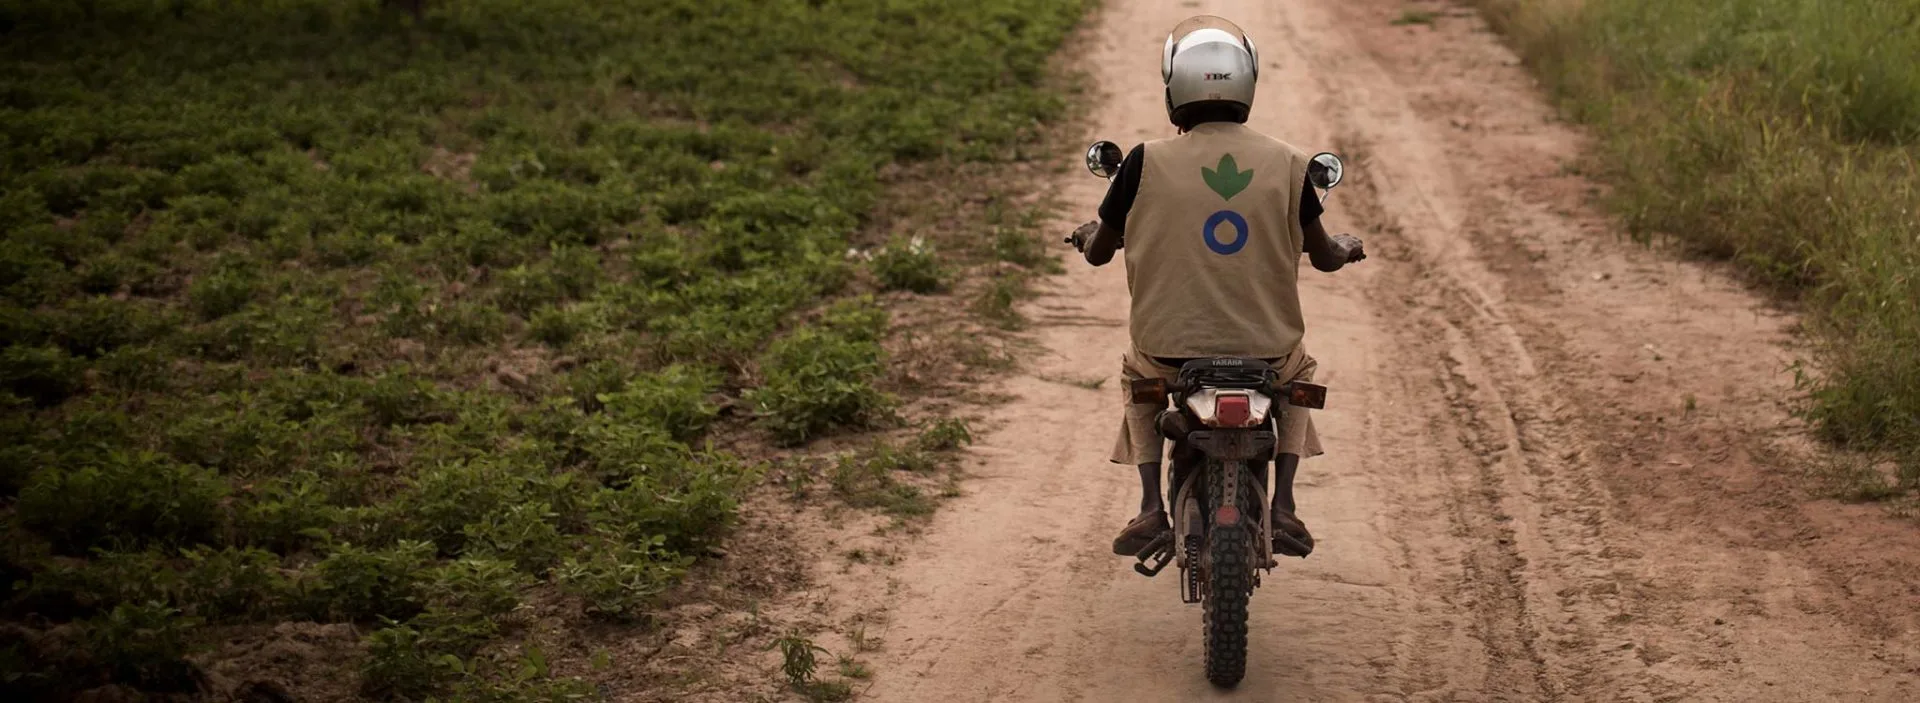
[1132,531,1175,577]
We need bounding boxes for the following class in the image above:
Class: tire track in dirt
[786,1,1920,701]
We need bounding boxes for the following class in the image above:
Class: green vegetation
[869,236,948,293]
[1391,9,1438,27]
[775,630,853,702]
[1474,0,1920,490]
[0,0,1086,697]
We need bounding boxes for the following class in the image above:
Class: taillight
[1183,389,1273,427]
[1216,394,1252,426]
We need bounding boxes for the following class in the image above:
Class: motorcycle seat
[1155,356,1278,373]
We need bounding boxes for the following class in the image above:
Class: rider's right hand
[1067,220,1100,253]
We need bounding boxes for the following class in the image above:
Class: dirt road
[833,0,1920,700]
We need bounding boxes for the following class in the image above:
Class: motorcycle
[1069,139,1346,687]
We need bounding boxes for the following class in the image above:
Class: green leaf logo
[1202,154,1253,201]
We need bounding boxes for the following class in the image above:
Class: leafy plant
[598,365,721,441]
[83,602,205,692]
[829,446,938,517]
[462,502,566,574]
[17,451,228,555]
[0,344,85,407]
[916,418,974,451]
[869,236,945,293]
[307,540,435,622]
[752,324,894,445]
[775,630,828,686]
[360,620,461,700]
[178,546,293,622]
[554,535,691,621]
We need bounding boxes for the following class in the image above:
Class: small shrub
[94,344,172,393]
[162,390,364,477]
[83,602,204,692]
[991,221,1061,273]
[17,451,228,555]
[527,303,594,347]
[584,454,753,554]
[235,472,343,553]
[751,325,893,445]
[462,502,566,574]
[178,546,291,622]
[495,264,568,316]
[577,418,693,488]
[774,631,853,701]
[485,179,612,246]
[360,620,460,700]
[864,440,940,474]
[445,654,598,702]
[820,296,889,343]
[308,540,434,622]
[187,264,261,321]
[190,298,328,366]
[562,359,634,412]
[364,367,446,426]
[10,549,174,620]
[776,630,827,686]
[0,400,36,497]
[0,343,86,407]
[916,418,974,451]
[75,252,160,295]
[829,450,935,517]
[422,556,529,620]
[868,236,945,293]
[397,459,529,556]
[598,364,720,441]
[49,296,173,357]
[433,300,509,345]
[554,535,691,621]
[972,272,1029,329]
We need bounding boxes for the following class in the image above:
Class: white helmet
[1161,16,1259,128]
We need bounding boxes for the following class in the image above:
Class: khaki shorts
[1110,345,1324,466]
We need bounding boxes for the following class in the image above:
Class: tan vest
[1124,122,1310,358]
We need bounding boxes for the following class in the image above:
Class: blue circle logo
[1203,210,1249,255]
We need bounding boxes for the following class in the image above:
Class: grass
[1392,9,1439,26]
[0,0,1088,697]
[1471,0,1920,496]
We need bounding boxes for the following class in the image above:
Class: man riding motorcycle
[1069,16,1367,561]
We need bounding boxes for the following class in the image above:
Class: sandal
[1272,509,1315,558]
[1113,510,1171,556]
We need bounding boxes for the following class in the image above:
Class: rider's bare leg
[1112,461,1171,555]
[1136,461,1164,517]
[1271,453,1315,557]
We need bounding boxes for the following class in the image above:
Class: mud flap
[1185,430,1276,462]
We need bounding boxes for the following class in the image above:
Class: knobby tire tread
[1203,461,1251,688]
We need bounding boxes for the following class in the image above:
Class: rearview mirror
[1086,140,1124,179]
[1307,152,1343,190]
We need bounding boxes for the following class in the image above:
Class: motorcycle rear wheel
[1202,460,1251,687]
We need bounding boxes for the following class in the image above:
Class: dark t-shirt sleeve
[1098,143,1146,233]
[1297,177,1323,225]
[1099,144,1324,232]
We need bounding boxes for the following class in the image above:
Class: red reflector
[1215,504,1241,526]
[1216,394,1252,426]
